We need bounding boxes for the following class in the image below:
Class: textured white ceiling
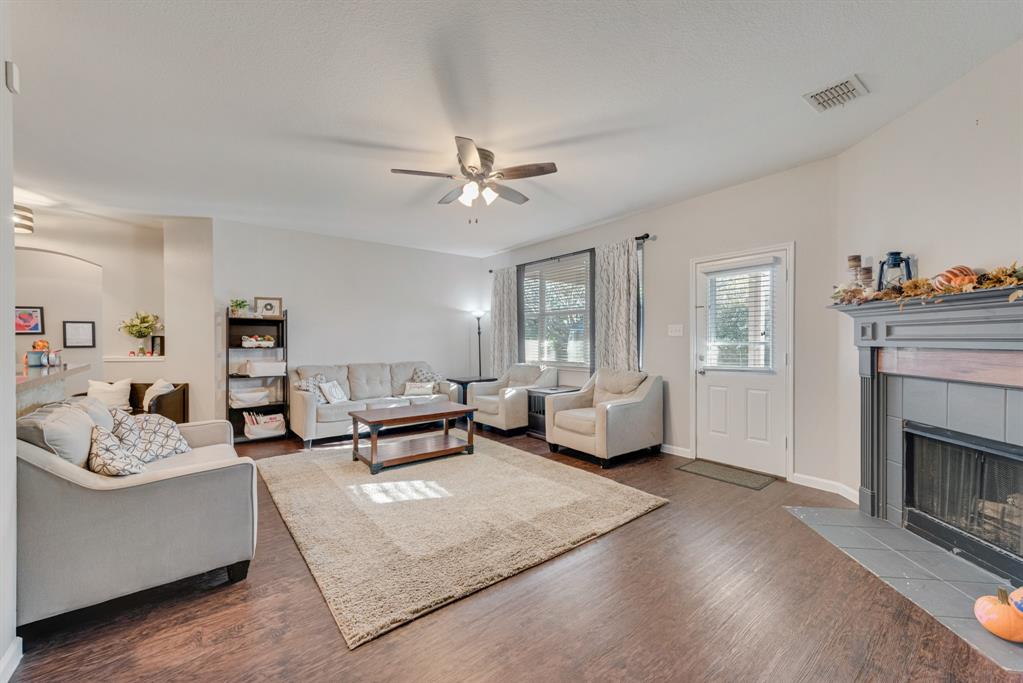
[10,0,1022,256]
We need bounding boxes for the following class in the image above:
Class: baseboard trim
[659,444,691,458]
[0,637,22,683]
[789,473,858,504]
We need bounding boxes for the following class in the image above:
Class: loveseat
[289,361,458,447]
[17,415,256,625]
[545,369,663,467]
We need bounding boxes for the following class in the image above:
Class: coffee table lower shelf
[353,433,473,474]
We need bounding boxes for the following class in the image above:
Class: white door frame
[688,242,795,479]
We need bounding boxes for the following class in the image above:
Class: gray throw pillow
[16,403,95,467]
[62,396,115,431]
[87,425,146,476]
[294,373,328,404]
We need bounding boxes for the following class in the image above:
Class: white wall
[0,2,21,678]
[163,218,217,421]
[14,210,164,376]
[14,249,103,394]
[485,159,840,484]
[212,220,488,418]
[833,40,1023,489]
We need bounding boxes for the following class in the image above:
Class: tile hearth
[788,506,1023,672]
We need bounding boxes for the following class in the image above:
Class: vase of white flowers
[119,311,163,354]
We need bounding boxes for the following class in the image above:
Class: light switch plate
[667,324,685,337]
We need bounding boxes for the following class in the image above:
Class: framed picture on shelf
[253,297,283,318]
[15,306,44,334]
[151,335,165,356]
[63,321,96,348]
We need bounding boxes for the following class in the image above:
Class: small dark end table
[447,376,498,403]
[526,386,580,439]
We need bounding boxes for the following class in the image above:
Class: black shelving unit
[226,309,289,443]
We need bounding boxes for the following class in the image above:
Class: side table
[526,386,579,439]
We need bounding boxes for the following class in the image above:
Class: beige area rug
[257,430,667,648]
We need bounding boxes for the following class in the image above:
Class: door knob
[697,369,706,375]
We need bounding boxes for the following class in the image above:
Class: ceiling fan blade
[455,136,482,173]
[391,168,457,179]
[438,187,463,204]
[492,162,558,180]
[492,183,529,205]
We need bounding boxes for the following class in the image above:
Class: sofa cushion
[474,395,500,414]
[407,394,449,406]
[363,397,410,410]
[17,403,96,467]
[87,425,146,476]
[87,378,132,410]
[316,400,367,423]
[594,369,647,405]
[507,364,542,387]
[348,363,392,399]
[145,443,239,473]
[297,365,349,396]
[555,407,596,435]
[110,409,190,463]
[390,361,431,396]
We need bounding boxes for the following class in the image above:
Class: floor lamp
[472,311,484,376]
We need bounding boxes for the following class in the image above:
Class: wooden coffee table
[349,401,477,475]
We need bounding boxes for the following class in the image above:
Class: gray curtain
[489,266,518,376]
[595,238,639,370]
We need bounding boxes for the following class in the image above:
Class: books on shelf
[242,411,286,439]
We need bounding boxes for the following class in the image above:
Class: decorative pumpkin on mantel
[975,587,1023,642]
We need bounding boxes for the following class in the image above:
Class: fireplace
[835,287,1023,581]
[904,423,1023,583]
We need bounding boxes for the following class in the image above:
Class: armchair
[467,363,558,431]
[545,369,663,467]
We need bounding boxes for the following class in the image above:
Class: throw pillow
[403,382,435,396]
[411,367,443,384]
[16,403,95,467]
[135,413,190,460]
[319,380,349,404]
[87,425,146,476]
[87,378,133,410]
[62,396,115,431]
[111,408,145,460]
[142,378,176,412]
[294,373,328,404]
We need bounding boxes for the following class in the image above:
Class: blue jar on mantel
[877,251,914,291]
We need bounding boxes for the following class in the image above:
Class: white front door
[694,247,790,477]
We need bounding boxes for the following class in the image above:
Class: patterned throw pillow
[294,373,328,404]
[111,409,144,460]
[410,367,442,394]
[136,413,191,461]
[87,425,146,476]
[318,380,349,404]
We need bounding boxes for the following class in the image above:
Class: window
[518,250,594,369]
[705,264,775,370]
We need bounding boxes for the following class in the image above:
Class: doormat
[676,459,774,490]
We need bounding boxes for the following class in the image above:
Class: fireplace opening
[904,423,1023,584]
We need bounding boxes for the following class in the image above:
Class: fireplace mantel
[834,287,1023,517]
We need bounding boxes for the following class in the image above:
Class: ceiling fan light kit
[391,136,557,208]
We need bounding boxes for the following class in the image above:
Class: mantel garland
[831,261,1023,307]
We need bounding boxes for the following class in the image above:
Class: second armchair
[467,363,558,432]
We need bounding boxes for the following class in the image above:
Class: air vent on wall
[803,74,869,112]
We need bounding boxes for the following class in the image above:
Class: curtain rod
[487,234,650,274]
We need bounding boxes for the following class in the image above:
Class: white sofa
[467,363,558,431]
[545,369,663,467]
[17,419,257,625]
[289,361,459,447]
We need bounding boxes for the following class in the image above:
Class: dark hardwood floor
[12,429,1019,682]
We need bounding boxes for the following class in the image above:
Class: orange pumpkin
[932,265,975,290]
[975,587,1023,642]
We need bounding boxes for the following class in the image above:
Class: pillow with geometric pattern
[293,373,328,404]
[410,367,443,393]
[109,408,190,464]
[87,425,146,476]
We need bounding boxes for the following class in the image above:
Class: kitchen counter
[16,363,90,416]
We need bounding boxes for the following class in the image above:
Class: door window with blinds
[704,262,776,370]
[518,250,594,368]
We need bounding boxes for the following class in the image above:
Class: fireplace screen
[908,429,1023,558]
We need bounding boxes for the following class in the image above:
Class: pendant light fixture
[13,204,33,234]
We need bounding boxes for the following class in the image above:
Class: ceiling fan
[391,136,557,207]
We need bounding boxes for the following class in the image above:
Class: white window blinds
[520,251,592,368]
[705,264,775,370]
